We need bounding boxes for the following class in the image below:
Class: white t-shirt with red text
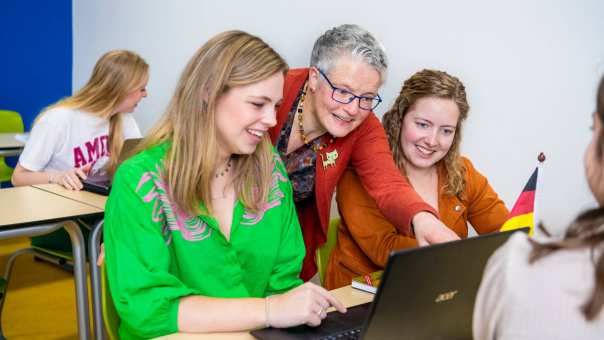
[19,107,142,173]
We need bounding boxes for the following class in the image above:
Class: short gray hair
[310,24,388,84]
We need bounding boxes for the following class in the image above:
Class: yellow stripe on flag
[500,212,534,236]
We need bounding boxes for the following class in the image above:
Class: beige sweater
[473,232,604,340]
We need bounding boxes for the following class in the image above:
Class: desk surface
[155,285,373,340]
[33,184,108,210]
[0,133,25,150]
[0,186,103,229]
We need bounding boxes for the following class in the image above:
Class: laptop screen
[361,228,528,340]
[252,228,527,340]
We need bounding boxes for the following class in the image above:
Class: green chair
[316,218,340,286]
[0,110,25,183]
[101,263,120,340]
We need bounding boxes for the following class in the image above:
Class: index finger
[74,167,88,180]
[417,237,429,247]
[312,285,347,313]
[66,172,84,190]
[432,228,460,244]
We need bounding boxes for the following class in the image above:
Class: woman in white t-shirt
[11,50,148,252]
[12,49,148,189]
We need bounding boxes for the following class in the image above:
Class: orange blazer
[325,157,509,289]
[269,68,436,280]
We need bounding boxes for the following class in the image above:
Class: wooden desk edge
[32,184,107,210]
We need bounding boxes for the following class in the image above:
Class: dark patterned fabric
[275,83,324,202]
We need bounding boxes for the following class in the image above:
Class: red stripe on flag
[508,190,535,218]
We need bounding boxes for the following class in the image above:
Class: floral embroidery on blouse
[241,154,288,226]
[136,163,212,243]
[134,153,289,239]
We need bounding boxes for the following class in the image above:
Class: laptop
[251,228,528,340]
[81,138,141,195]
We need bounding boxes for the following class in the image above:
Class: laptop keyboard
[319,327,361,339]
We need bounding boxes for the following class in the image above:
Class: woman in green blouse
[104,31,345,339]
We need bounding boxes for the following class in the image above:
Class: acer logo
[434,290,458,303]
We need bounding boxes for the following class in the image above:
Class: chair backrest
[0,110,24,133]
[0,110,25,183]
[316,218,340,285]
[101,263,120,340]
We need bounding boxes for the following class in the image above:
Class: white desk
[0,133,26,157]
[0,186,103,340]
[32,183,108,339]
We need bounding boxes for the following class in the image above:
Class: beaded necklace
[214,158,232,178]
[296,84,334,152]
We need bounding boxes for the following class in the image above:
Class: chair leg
[89,220,105,340]
[0,248,38,340]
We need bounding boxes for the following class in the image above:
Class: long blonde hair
[382,69,469,196]
[139,31,288,216]
[38,50,149,175]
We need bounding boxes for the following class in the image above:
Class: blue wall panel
[0,0,72,130]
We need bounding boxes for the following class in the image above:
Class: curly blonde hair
[382,69,469,196]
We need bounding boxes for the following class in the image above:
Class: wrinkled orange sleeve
[337,169,418,267]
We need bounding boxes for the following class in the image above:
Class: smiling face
[399,96,460,172]
[114,76,149,114]
[307,56,381,138]
[214,71,283,158]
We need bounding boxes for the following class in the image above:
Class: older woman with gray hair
[269,24,460,281]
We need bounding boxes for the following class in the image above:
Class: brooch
[320,149,338,169]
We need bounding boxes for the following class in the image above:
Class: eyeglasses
[317,68,382,111]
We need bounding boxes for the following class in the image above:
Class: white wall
[73,0,604,234]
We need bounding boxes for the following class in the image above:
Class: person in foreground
[104,31,345,339]
[11,50,147,252]
[270,25,459,280]
[473,75,604,339]
[325,69,509,289]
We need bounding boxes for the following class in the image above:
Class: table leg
[63,220,91,340]
[89,220,104,340]
[0,248,37,340]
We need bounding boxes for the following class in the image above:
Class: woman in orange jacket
[325,69,509,289]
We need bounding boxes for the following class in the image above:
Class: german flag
[500,167,538,236]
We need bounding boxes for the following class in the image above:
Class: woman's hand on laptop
[412,212,460,246]
[49,164,91,190]
[267,282,347,328]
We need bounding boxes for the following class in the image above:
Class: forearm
[411,211,436,235]
[389,202,437,236]
[350,116,436,235]
[178,295,267,333]
[11,166,54,186]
